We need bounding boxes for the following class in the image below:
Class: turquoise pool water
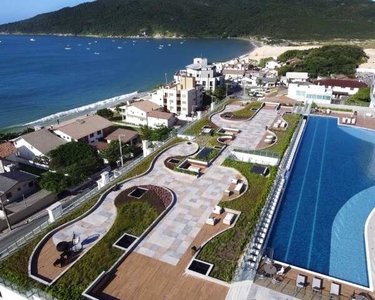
[268,116,375,287]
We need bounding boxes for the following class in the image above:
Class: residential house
[53,115,113,143]
[120,100,163,126]
[288,82,332,104]
[284,72,309,85]
[105,128,140,146]
[0,143,18,173]
[12,129,66,166]
[147,111,176,128]
[259,77,278,88]
[174,58,223,91]
[0,171,39,203]
[265,60,281,70]
[314,79,368,100]
[151,76,203,118]
[222,69,245,81]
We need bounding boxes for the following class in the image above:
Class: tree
[102,140,133,164]
[346,87,371,104]
[213,86,226,100]
[259,57,273,68]
[40,172,70,195]
[96,108,114,119]
[278,65,292,76]
[139,125,172,141]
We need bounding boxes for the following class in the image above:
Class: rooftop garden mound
[197,159,277,282]
[220,101,263,120]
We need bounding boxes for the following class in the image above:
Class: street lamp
[0,191,12,232]
[118,134,130,168]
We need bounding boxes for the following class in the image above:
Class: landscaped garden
[197,158,277,282]
[0,137,184,299]
[267,114,301,156]
[220,101,263,120]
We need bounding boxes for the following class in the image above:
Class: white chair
[223,213,235,225]
[213,205,224,215]
[312,277,323,293]
[205,217,216,226]
[295,274,307,294]
[330,282,341,299]
[351,118,356,125]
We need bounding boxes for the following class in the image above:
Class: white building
[53,115,113,144]
[147,111,176,128]
[314,79,368,100]
[120,100,163,127]
[285,72,309,85]
[151,76,203,117]
[12,129,66,165]
[288,83,332,104]
[265,60,281,70]
[175,58,223,91]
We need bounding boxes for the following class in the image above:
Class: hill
[1,0,375,40]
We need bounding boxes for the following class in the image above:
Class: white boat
[117,46,122,49]
[65,46,71,50]
[112,40,116,42]
[30,38,36,42]
[78,44,82,46]
[168,44,171,46]
[94,52,100,55]
[86,48,90,50]
[180,41,184,44]
[94,41,98,43]
[88,42,92,45]
[132,40,136,43]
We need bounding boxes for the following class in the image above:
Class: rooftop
[314,79,368,89]
[0,171,39,193]
[105,128,139,143]
[128,100,162,113]
[16,129,66,155]
[147,110,174,120]
[0,142,18,159]
[54,115,113,140]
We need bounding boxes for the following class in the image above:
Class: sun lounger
[330,282,341,298]
[223,213,235,225]
[351,118,356,125]
[312,277,323,293]
[264,138,273,144]
[295,274,307,291]
[213,205,224,215]
[342,117,346,124]
[277,119,282,124]
[231,178,239,184]
[273,123,279,128]
[205,217,216,226]
[281,122,287,128]
[188,166,201,173]
[234,183,244,194]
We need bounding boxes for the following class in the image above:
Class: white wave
[25,91,138,126]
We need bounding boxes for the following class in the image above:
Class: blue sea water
[0,35,253,130]
[268,116,375,287]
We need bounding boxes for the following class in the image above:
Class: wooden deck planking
[97,212,233,300]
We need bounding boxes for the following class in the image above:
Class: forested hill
[2,0,375,40]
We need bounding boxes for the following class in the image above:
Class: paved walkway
[50,142,242,266]
[211,104,277,151]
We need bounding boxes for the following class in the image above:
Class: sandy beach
[248,44,375,69]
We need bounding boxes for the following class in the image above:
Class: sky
[0,0,95,25]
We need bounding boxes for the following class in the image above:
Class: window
[89,133,94,138]
[6,192,12,199]
[97,130,101,135]
[181,94,186,98]
[29,181,34,187]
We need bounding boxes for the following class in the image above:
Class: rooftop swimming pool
[268,116,375,287]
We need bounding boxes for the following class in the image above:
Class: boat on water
[117,46,122,49]
[168,44,172,47]
[86,48,90,50]
[88,42,92,45]
[94,52,100,55]
[112,40,116,42]
[65,46,71,50]
[78,44,82,46]
[94,41,98,43]
[30,38,36,42]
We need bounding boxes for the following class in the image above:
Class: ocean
[0,35,254,130]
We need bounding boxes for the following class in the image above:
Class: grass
[0,137,184,299]
[267,114,301,156]
[230,101,263,119]
[197,159,277,282]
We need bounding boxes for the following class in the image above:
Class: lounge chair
[312,277,323,293]
[330,282,341,299]
[351,118,356,125]
[295,274,307,295]
[213,205,224,215]
[223,213,235,225]
[205,217,216,226]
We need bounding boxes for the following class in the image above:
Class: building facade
[288,83,332,104]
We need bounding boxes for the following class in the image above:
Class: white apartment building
[288,83,332,104]
[151,76,203,118]
[284,72,309,85]
[120,100,165,127]
[174,58,223,91]
[314,79,368,99]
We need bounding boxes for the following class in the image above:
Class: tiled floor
[211,104,278,151]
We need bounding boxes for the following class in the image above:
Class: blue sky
[0,0,95,25]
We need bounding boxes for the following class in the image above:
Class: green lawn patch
[230,101,263,119]
[267,114,301,156]
[197,159,277,282]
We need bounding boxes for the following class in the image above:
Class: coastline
[0,37,257,133]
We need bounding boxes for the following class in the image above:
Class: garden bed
[219,101,263,120]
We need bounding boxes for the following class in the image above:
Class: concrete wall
[232,151,280,166]
[13,138,43,161]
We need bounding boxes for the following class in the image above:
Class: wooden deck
[95,212,234,300]
[34,238,82,283]
[255,262,375,299]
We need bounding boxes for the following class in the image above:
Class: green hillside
[1,0,375,40]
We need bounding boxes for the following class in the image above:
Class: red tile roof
[0,142,18,159]
[314,79,367,89]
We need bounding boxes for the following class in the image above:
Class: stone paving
[211,104,278,151]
